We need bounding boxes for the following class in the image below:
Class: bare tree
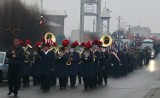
[0,0,49,50]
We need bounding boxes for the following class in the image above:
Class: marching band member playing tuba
[37,40,56,92]
[21,40,32,88]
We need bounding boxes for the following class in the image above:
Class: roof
[100,7,111,19]
[42,9,67,18]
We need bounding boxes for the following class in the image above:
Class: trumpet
[92,51,97,62]
[66,52,73,66]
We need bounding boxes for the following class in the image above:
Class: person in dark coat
[118,49,128,76]
[30,51,41,86]
[56,47,69,90]
[68,41,80,87]
[6,38,24,97]
[91,40,101,88]
[108,49,121,78]
[21,40,32,87]
[77,42,85,84]
[144,46,151,64]
[80,41,94,91]
[37,43,55,92]
[56,39,70,90]
[98,48,109,86]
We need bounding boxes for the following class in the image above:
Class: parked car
[0,52,8,82]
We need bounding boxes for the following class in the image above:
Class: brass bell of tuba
[44,32,56,42]
[100,35,113,47]
[44,32,56,51]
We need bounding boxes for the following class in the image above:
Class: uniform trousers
[59,77,68,89]
[8,69,21,94]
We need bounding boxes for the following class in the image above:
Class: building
[130,26,151,37]
[42,9,67,36]
[71,30,80,42]
[71,30,99,42]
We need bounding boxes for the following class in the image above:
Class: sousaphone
[100,35,113,47]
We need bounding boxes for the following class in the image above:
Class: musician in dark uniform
[56,47,69,90]
[80,41,94,91]
[108,49,121,78]
[98,47,109,85]
[118,48,128,76]
[30,51,41,86]
[56,40,70,90]
[92,40,101,88]
[68,41,80,87]
[37,42,55,92]
[78,42,85,84]
[21,40,32,87]
[6,38,24,97]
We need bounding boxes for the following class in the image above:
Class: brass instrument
[92,51,97,62]
[84,51,90,60]
[24,44,32,63]
[79,49,84,58]
[44,32,56,42]
[44,32,56,52]
[66,51,73,66]
[100,35,113,47]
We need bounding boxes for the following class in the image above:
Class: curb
[144,88,160,98]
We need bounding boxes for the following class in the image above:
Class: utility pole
[116,16,123,39]
[93,19,95,33]
[117,16,123,30]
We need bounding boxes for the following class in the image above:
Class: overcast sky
[23,0,160,37]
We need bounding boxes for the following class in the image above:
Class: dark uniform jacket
[38,49,55,75]
[81,51,94,77]
[55,53,69,78]
[6,46,24,77]
[68,52,80,76]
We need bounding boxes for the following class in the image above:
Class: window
[0,53,5,63]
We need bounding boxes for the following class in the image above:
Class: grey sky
[24,0,160,37]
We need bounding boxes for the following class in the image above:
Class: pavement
[145,87,160,98]
[1,55,160,98]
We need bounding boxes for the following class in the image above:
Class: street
[1,56,160,98]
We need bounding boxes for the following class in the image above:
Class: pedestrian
[6,38,24,97]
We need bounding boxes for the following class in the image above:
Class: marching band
[6,33,159,97]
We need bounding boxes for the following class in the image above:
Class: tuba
[44,32,56,42]
[24,44,32,63]
[44,32,56,51]
[100,35,113,47]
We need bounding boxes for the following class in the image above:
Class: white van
[0,52,8,82]
[141,39,155,58]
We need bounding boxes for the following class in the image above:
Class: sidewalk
[145,88,160,98]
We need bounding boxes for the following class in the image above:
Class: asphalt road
[0,55,160,98]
